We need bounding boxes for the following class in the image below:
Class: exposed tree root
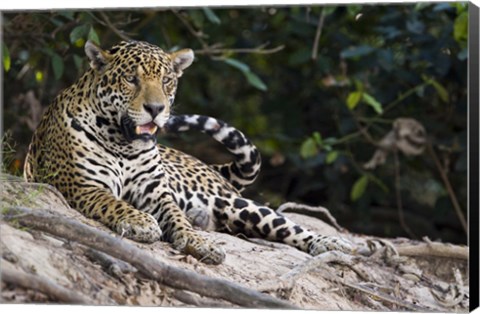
[171,289,231,307]
[2,206,298,309]
[71,244,138,279]
[1,261,95,304]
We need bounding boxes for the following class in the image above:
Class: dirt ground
[0,177,470,311]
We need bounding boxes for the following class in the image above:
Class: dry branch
[426,143,467,233]
[98,12,133,41]
[276,202,343,230]
[395,242,468,260]
[2,206,297,309]
[281,251,355,281]
[311,7,326,61]
[1,261,95,304]
[258,251,357,294]
[195,44,285,56]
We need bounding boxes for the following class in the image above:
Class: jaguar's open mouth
[120,115,158,143]
[135,122,158,136]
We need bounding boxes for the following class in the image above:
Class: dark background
[1,3,468,244]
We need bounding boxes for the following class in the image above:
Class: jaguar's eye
[162,77,172,84]
[125,75,137,84]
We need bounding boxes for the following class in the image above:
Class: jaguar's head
[85,40,194,142]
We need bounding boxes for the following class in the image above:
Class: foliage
[1,3,468,243]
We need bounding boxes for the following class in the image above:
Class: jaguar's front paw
[174,232,226,265]
[308,235,353,256]
[116,212,162,243]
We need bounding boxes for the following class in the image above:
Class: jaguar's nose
[144,103,165,118]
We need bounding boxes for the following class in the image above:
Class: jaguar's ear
[85,40,112,72]
[171,49,194,77]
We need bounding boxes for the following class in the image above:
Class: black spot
[234,198,248,209]
[178,198,185,209]
[262,224,271,235]
[96,116,110,128]
[259,207,272,217]
[197,115,208,128]
[239,209,249,221]
[71,119,82,131]
[213,210,222,220]
[272,217,286,228]
[214,197,227,209]
[92,214,101,220]
[144,181,160,195]
[249,213,261,224]
[220,167,231,180]
[303,235,313,243]
[293,225,303,234]
[276,227,291,239]
[233,220,245,230]
[101,206,108,214]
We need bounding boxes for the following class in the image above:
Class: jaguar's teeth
[135,123,158,135]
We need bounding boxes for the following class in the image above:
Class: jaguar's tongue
[135,122,158,135]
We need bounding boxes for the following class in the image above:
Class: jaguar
[24,40,352,264]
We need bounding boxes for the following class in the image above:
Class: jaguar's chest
[119,148,165,203]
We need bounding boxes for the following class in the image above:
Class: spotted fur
[165,114,261,191]
[24,40,351,265]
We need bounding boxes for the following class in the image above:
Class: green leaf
[351,175,369,201]
[69,24,89,44]
[2,43,11,72]
[58,11,75,20]
[454,2,468,14]
[326,150,339,164]
[300,138,318,159]
[430,79,449,103]
[50,18,64,27]
[340,45,375,59]
[368,175,389,193]
[312,131,322,144]
[202,8,221,24]
[347,5,362,17]
[362,93,383,114]
[51,53,64,80]
[244,71,267,91]
[88,26,100,45]
[453,11,468,42]
[223,58,267,91]
[223,58,250,73]
[323,6,337,16]
[346,91,362,110]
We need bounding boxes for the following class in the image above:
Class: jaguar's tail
[165,114,261,191]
